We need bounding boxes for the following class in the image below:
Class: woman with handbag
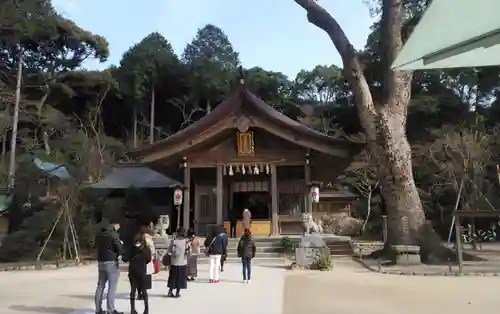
[122,227,152,314]
[187,228,200,281]
[219,226,228,272]
[139,223,155,300]
[166,228,190,298]
[204,226,228,283]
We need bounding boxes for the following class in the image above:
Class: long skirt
[187,255,198,277]
[167,265,187,290]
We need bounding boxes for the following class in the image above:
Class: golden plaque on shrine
[237,131,254,156]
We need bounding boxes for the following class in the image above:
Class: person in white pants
[209,254,222,282]
[204,226,228,284]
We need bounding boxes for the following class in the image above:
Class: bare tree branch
[168,97,206,130]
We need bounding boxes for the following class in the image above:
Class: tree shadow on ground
[188,278,246,284]
[61,294,93,300]
[9,305,94,314]
[257,265,288,269]
[62,292,189,300]
[63,293,132,300]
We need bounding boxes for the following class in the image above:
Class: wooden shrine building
[128,81,364,236]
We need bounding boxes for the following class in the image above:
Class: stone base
[295,233,331,269]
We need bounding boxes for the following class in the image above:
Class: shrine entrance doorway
[232,191,270,220]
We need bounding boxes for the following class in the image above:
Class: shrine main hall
[128,81,363,236]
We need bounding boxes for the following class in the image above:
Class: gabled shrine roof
[128,83,364,162]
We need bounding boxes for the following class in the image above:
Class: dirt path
[283,258,498,314]
[0,263,287,314]
[2,259,499,314]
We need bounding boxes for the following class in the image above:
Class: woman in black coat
[123,231,152,314]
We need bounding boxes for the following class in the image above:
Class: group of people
[93,217,257,314]
[94,219,156,314]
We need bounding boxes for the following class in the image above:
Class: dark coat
[237,235,256,259]
[124,241,152,278]
[204,233,228,255]
[95,225,124,262]
[229,208,238,224]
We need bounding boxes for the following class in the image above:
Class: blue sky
[52,0,375,79]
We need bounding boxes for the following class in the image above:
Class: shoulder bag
[205,237,216,257]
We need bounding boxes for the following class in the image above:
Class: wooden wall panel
[188,128,308,166]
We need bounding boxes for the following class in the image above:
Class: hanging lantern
[242,165,246,175]
[228,164,234,176]
[265,164,270,174]
[253,164,259,175]
[310,186,320,203]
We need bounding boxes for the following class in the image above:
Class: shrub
[321,215,363,236]
[280,236,294,253]
[311,254,332,270]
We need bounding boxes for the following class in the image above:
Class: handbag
[153,259,161,273]
[162,253,171,266]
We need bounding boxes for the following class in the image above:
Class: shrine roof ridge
[127,84,365,159]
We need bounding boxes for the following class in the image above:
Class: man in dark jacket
[219,225,229,272]
[94,219,124,314]
[204,226,228,283]
[229,208,238,238]
[237,228,256,283]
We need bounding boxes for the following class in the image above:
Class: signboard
[173,188,183,205]
[237,131,255,156]
[310,186,320,203]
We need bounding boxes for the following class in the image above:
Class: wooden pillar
[304,152,312,233]
[305,153,311,213]
[271,164,279,236]
[216,164,223,225]
[183,157,191,231]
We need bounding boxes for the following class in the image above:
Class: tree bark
[8,50,23,189]
[133,105,138,148]
[149,85,155,144]
[361,190,372,233]
[293,0,431,249]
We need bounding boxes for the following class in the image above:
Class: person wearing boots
[167,228,190,297]
[139,223,155,300]
[123,227,152,314]
[187,228,200,281]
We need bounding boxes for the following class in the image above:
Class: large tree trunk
[374,0,424,244]
[293,0,444,261]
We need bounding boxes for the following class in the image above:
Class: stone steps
[200,238,286,264]
[225,247,284,253]
[328,241,353,256]
[197,256,286,265]
[154,236,353,266]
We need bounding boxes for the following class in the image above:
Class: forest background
[0,0,499,262]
